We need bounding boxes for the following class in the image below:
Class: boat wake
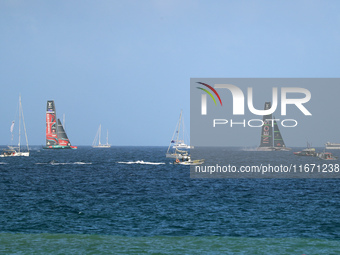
[73,162,93,165]
[117,160,165,165]
[35,162,92,165]
[241,147,258,151]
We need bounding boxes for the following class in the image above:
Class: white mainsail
[92,124,111,148]
[0,95,30,157]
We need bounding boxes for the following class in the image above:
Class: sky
[1,0,340,146]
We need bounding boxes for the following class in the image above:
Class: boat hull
[257,147,275,151]
[172,144,194,149]
[43,145,77,150]
[325,147,340,150]
[92,145,111,148]
[257,147,291,151]
[0,151,29,157]
[294,149,316,156]
[317,152,338,160]
[273,147,291,151]
[166,153,190,160]
[174,159,205,165]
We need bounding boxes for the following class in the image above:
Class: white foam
[241,147,258,151]
[35,162,92,165]
[117,160,165,165]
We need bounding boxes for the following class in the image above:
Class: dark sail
[273,118,285,148]
[259,102,273,148]
[46,100,58,146]
[57,119,71,147]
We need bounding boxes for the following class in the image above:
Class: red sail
[46,101,59,146]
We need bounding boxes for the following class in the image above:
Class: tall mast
[18,95,21,152]
[176,110,182,144]
[98,124,102,145]
[182,115,185,143]
[106,129,109,145]
[20,95,29,152]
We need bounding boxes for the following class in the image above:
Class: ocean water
[0,146,340,254]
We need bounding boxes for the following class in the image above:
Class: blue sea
[0,146,340,254]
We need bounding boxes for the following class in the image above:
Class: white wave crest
[241,147,258,151]
[35,162,92,165]
[73,162,92,165]
[117,160,165,165]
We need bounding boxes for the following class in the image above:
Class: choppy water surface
[0,146,339,254]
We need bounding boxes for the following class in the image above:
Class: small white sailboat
[92,124,111,148]
[171,110,193,150]
[0,95,30,157]
[166,110,193,160]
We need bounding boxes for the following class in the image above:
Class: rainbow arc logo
[196,82,222,115]
[196,82,222,106]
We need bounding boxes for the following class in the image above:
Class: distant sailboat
[0,95,30,157]
[325,142,340,149]
[43,100,77,149]
[172,110,192,149]
[92,124,111,148]
[257,102,291,151]
[166,110,192,160]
